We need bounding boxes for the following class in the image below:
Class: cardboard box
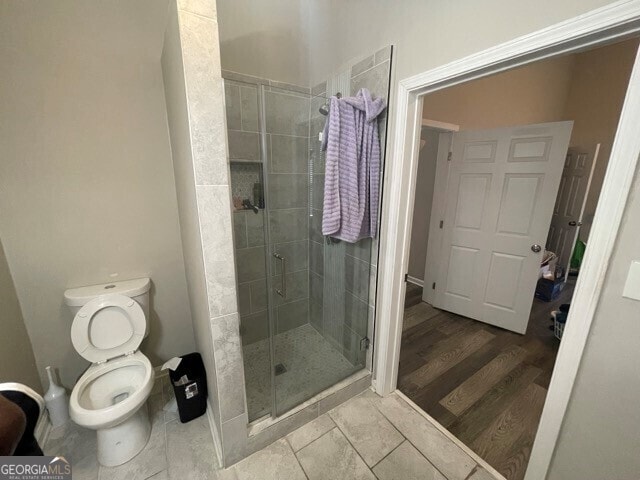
[535,276,565,302]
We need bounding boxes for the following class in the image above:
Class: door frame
[373,2,640,479]
[421,125,455,305]
[407,122,457,289]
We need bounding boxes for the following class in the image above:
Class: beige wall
[562,39,639,240]
[0,237,42,392]
[216,1,622,91]
[548,154,640,479]
[408,56,575,281]
[217,0,616,88]
[307,0,616,85]
[217,0,308,84]
[548,39,640,479]
[161,0,226,449]
[0,1,195,388]
[421,56,575,129]
[408,40,637,282]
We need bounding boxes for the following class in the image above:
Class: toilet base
[96,403,151,467]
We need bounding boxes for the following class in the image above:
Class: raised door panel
[463,141,498,163]
[508,137,553,162]
[483,252,525,311]
[553,175,567,216]
[454,174,492,230]
[563,175,584,217]
[444,245,478,300]
[496,174,544,237]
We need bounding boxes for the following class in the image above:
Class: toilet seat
[70,294,146,363]
[70,351,154,431]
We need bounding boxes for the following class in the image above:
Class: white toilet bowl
[70,352,154,466]
[64,278,155,467]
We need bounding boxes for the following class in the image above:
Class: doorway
[397,38,638,479]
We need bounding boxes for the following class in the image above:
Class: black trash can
[169,352,208,423]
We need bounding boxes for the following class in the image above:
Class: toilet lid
[70,294,146,363]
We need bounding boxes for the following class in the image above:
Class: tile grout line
[464,465,480,480]
[237,83,244,131]
[293,427,342,478]
[287,436,311,480]
[327,413,383,475]
[394,390,505,480]
[227,128,309,140]
[351,59,390,82]
[360,393,454,480]
[368,438,405,471]
[177,8,217,22]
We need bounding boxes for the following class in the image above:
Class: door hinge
[404,273,409,282]
[439,220,443,229]
[447,151,452,162]
[432,282,436,290]
[360,337,371,350]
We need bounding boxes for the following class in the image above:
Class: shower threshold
[248,368,371,437]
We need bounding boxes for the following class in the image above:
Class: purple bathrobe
[321,88,386,243]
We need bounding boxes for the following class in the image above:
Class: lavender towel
[321,88,386,243]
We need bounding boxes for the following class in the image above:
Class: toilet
[64,278,155,467]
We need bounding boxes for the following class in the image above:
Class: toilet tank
[63,278,151,326]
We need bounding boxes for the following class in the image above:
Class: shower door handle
[273,253,286,298]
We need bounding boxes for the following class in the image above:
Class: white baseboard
[406,275,424,287]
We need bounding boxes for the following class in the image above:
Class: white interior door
[422,131,454,303]
[427,122,573,333]
[546,144,600,279]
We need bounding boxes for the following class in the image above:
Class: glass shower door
[262,85,370,416]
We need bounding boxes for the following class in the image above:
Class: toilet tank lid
[64,278,150,306]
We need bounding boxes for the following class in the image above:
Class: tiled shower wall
[162,0,247,465]
[308,46,393,367]
[224,76,312,347]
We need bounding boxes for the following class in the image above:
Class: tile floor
[44,375,219,480]
[45,380,501,480]
[243,324,359,420]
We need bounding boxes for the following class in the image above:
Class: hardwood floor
[405,282,425,308]
[399,281,574,480]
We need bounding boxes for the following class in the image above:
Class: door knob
[568,220,583,227]
[531,244,542,253]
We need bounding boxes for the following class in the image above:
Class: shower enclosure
[224,47,391,421]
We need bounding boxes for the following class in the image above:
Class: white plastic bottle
[44,366,69,427]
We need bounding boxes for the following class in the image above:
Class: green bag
[570,239,586,270]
